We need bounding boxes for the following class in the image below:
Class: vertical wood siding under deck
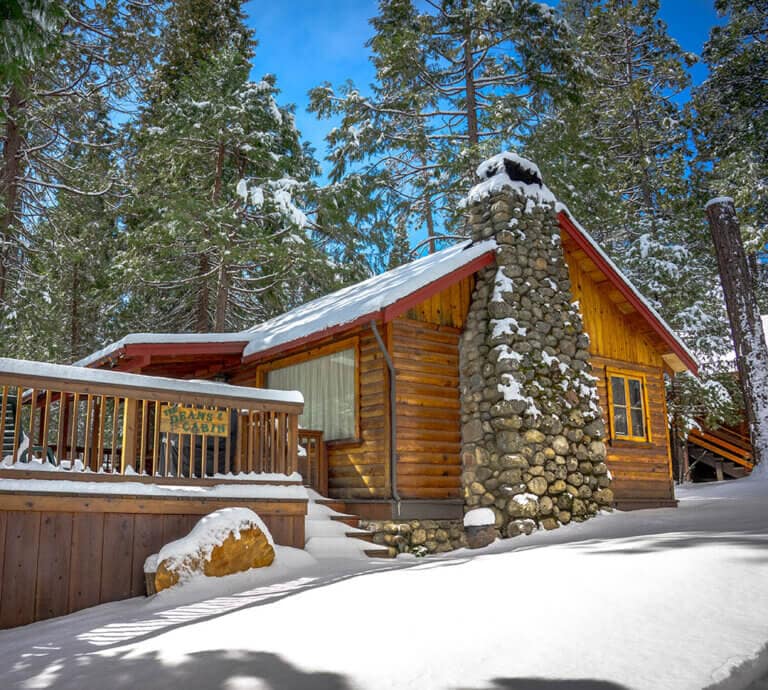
[0,501,305,629]
[564,239,676,503]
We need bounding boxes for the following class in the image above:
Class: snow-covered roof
[241,239,497,358]
[74,332,247,369]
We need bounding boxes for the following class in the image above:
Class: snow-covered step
[304,488,391,559]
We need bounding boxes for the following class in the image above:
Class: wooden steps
[688,427,753,481]
[311,496,393,558]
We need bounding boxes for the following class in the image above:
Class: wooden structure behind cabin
[79,208,697,517]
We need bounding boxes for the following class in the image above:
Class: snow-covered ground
[1,477,767,690]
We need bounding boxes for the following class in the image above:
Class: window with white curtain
[266,347,356,441]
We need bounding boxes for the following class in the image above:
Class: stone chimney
[460,152,612,539]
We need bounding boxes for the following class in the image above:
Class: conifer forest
[1,0,766,431]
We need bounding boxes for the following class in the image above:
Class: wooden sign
[159,405,229,437]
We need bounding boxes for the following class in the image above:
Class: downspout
[370,320,402,515]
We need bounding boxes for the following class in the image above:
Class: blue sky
[245,0,724,171]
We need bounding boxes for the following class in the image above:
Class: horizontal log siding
[565,240,675,504]
[392,318,462,499]
[233,325,390,500]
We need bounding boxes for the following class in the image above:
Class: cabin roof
[241,239,497,360]
[76,209,697,375]
[557,205,698,375]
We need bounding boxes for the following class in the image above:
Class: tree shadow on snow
[11,648,352,690]
[0,557,472,688]
[571,531,768,560]
[459,678,628,690]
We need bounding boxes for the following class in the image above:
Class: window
[266,346,356,441]
[608,371,649,442]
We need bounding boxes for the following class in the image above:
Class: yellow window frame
[606,368,652,443]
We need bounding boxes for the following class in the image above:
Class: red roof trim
[242,250,497,364]
[382,251,496,321]
[86,341,248,370]
[558,210,698,375]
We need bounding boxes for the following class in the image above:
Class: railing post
[287,413,298,476]
[121,398,138,473]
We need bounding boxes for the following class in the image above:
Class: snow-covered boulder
[463,508,497,549]
[149,508,275,592]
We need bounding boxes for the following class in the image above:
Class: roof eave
[557,209,699,376]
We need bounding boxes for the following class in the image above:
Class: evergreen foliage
[309,0,587,253]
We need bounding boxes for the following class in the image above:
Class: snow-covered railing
[0,358,303,480]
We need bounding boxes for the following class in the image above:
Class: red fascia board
[382,251,496,321]
[243,250,497,365]
[558,210,698,375]
[85,341,248,371]
[125,341,247,358]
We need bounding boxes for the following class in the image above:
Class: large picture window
[266,346,356,441]
[607,371,649,442]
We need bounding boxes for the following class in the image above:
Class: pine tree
[0,1,159,356]
[124,0,365,333]
[12,105,123,362]
[693,0,768,267]
[524,0,739,431]
[309,0,586,248]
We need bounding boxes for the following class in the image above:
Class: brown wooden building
[79,208,697,518]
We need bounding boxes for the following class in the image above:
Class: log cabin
[76,153,698,548]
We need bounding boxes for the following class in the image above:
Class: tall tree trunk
[463,11,479,154]
[420,155,436,254]
[706,198,768,473]
[214,261,229,332]
[1,85,23,306]
[195,254,210,332]
[70,268,80,362]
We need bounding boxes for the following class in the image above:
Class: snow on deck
[0,357,303,406]
[0,476,766,689]
[0,476,309,500]
[242,239,496,357]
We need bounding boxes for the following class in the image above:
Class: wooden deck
[0,358,309,629]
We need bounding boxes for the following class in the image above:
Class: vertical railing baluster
[82,395,93,470]
[94,395,106,472]
[152,401,161,476]
[139,400,148,475]
[69,393,80,463]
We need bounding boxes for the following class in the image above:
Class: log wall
[0,493,306,629]
[565,242,675,506]
[239,327,390,501]
[391,318,462,499]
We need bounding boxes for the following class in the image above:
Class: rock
[463,419,484,443]
[571,498,587,516]
[595,488,614,506]
[524,429,546,444]
[527,476,548,496]
[154,509,274,592]
[549,479,567,494]
[552,435,569,455]
[465,524,497,549]
[497,430,524,453]
[540,517,559,530]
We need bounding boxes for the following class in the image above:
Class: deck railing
[0,358,304,479]
[298,429,327,496]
